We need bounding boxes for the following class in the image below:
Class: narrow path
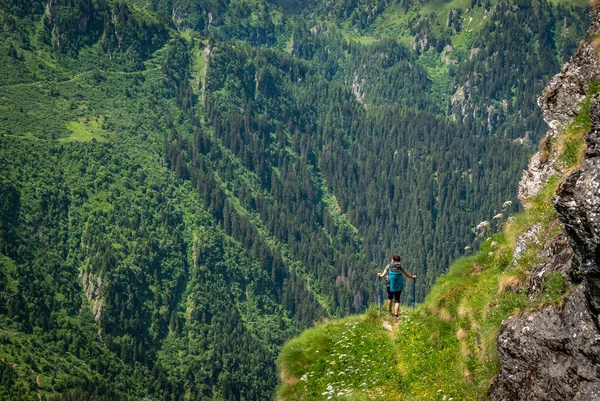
[381,310,409,335]
[0,67,159,89]
[0,69,95,89]
[35,372,41,400]
[382,320,393,331]
[0,356,18,369]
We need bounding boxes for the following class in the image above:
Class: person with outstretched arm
[378,255,416,319]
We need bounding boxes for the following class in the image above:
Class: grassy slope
[277,79,596,400]
[277,311,402,401]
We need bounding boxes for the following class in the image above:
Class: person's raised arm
[378,265,389,278]
[402,267,416,280]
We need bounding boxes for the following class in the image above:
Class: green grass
[399,231,529,400]
[277,310,403,400]
[59,118,110,143]
[337,21,379,45]
[179,30,193,41]
[189,42,205,95]
[420,0,475,18]
[395,313,475,400]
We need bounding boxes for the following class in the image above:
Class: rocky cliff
[490,6,600,401]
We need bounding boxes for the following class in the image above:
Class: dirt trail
[381,311,409,336]
[0,70,95,89]
[36,373,41,400]
[0,356,17,368]
[0,67,159,89]
[382,320,393,331]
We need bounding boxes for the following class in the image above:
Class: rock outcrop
[490,7,600,401]
[491,287,600,401]
[80,269,104,321]
[529,229,574,296]
[554,93,600,329]
[538,44,600,133]
[518,144,563,203]
[518,7,600,203]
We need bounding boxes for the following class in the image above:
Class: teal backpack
[388,263,404,292]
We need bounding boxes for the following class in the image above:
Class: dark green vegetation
[0,0,591,400]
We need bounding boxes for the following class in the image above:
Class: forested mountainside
[0,0,592,400]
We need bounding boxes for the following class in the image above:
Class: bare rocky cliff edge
[490,5,600,401]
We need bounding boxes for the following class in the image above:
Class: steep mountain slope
[277,4,600,400]
[0,2,324,400]
[0,0,594,400]
[0,41,300,401]
[110,0,592,297]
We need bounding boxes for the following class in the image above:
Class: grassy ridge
[277,201,563,400]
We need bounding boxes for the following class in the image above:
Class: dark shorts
[387,287,402,302]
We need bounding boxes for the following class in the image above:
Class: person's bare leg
[387,299,392,313]
[394,301,400,317]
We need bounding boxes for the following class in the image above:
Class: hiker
[378,255,416,319]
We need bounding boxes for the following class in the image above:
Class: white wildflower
[476,221,490,230]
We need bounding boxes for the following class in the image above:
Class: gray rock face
[554,93,600,328]
[513,224,542,262]
[80,269,104,321]
[490,287,600,401]
[518,145,562,202]
[538,42,600,133]
[529,230,574,296]
[491,8,600,401]
[537,6,600,133]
